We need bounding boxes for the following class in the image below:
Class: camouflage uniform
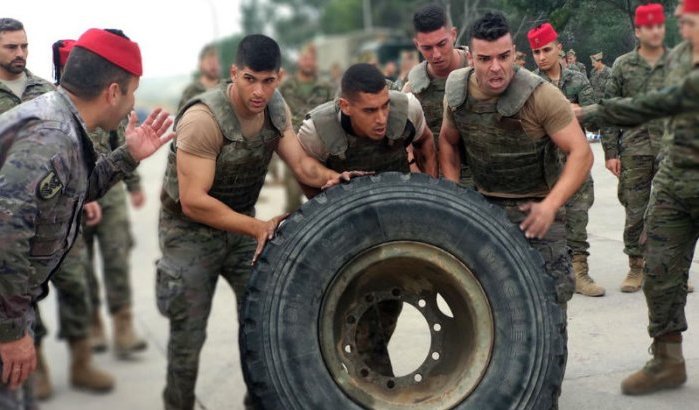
[83,125,141,315]
[446,67,573,304]
[299,90,417,376]
[534,64,596,259]
[445,66,572,406]
[589,65,613,102]
[583,50,699,339]
[0,90,138,405]
[601,48,668,260]
[279,76,334,212]
[406,49,473,186]
[157,82,287,410]
[568,61,588,78]
[1,72,98,346]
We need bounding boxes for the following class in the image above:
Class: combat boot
[621,332,687,395]
[620,256,644,293]
[113,306,147,359]
[69,338,115,393]
[34,346,53,400]
[90,309,108,353]
[573,254,605,297]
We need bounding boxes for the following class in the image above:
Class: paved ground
[39,142,698,409]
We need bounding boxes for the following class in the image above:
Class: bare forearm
[414,142,438,177]
[181,194,262,238]
[293,157,340,187]
[543,148,593,210]
[438,140,461,182]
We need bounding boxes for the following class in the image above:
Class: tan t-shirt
[176,97,292,160]
[297,93,427,162]
[443,72,573,138]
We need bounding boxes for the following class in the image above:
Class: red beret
[635,3,665,26]
[685,0,699,13]
[527,23,558,50]
[75,28,142,76]
[58,40,76,67]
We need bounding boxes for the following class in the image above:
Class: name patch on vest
[37,171,63,200]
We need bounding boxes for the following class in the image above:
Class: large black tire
[241,173,566,410]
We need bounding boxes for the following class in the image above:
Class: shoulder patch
[37,171,63,200]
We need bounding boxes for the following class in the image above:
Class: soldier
[156,34,364,410]
[0,27,173,409]
[0,18,53,112]
[83,125,149,360]
[589,52,612,101]
[177,43,221,110]
[576,0,699,395]
[566,49,588,77]
[395,49,419,89]
[403,3,472,185]
[296,63,436,375]
[439,13,593,405]
[529,22,604,297]
[279,44,334,212]
[0,25,116,400]
[515,50,527,68]
[602,3,670,294]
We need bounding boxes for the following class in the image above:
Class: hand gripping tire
[241,173,566,410]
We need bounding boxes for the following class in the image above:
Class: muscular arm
[276,124,341,188]
[438,105,462,182]
[582,67,699,129]
[412,123,437,177]
[177,149,263,237]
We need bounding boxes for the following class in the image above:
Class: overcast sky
[4,0,243,80]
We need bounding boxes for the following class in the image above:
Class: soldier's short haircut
[469,12,511,46]
[60,29,133,100]
[413,4,448,33]
[0,18,24,33]
[341,63,387,100]
[236,34,281,72]
[199,43,218,61]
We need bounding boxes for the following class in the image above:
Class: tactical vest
[307,90,413,173]
[162,82,287,215]
[446,68,560,197]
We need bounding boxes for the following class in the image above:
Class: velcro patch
[37,171,63,200]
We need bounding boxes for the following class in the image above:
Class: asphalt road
[39,142,698,410]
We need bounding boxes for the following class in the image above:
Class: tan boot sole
[622,376,687,395]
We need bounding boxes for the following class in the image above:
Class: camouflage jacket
[568,61,588,78]
[0,89,138,342]
[583,62,699,183]
[534,63,595,107]
[601,48,669,159]
[589,65,612,102]
[90,122,142,194]
[0,69,55,114]
[279,75,334,131]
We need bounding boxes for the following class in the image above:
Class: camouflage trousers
[488,197,574,304]
[643,172,698,338]
[84,186,134,314]
[619,155,657,258]
[565,174,594,256]
[34,236,92,345]
[156,209,255,410]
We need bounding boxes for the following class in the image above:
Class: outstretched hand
[125,109,175,161]
[321,171,374,190]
